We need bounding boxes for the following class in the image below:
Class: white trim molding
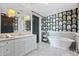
[31,11,43,43]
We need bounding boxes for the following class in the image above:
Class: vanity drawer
[0,40,13,47]
[0,41,8,47]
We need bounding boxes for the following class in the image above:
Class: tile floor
[26,42,78,56]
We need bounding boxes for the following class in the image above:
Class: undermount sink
[0,34,14,38]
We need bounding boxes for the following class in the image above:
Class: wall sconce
[24,16,30,21]
[8,9,16,17]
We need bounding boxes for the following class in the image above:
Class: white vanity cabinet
[14,35,37,56]
[25,35,37,54]
[14,38,25,56]
[0,47,2,56]
[0,35,37,56]
[0,39,15,56]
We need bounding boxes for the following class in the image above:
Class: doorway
[32,15,39,43]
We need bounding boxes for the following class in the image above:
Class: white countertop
[0,34,36,42]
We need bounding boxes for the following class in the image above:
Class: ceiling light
[8,9,16,17]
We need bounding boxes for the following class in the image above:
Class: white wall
[17,14,25,32]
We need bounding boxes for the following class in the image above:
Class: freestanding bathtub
[47,31,76,50]
[48,36,75,50]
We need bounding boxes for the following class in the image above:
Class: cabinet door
[0,40,14,56]
[14,38,25,56]
[0,47,2,56]
[30,35,37,50]
[25,35,37,54]
[5,40,14,56]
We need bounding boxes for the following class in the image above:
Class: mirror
[1,13,18,33]
[24,16,31,31]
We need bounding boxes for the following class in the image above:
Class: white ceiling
[0,3,78,16]
[31,3,78,16]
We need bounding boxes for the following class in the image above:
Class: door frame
[31,12,42,43]
[32,15,39,43]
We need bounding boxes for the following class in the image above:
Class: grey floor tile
[26,42,78,56]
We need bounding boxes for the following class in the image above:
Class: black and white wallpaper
[41,8,79,32]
